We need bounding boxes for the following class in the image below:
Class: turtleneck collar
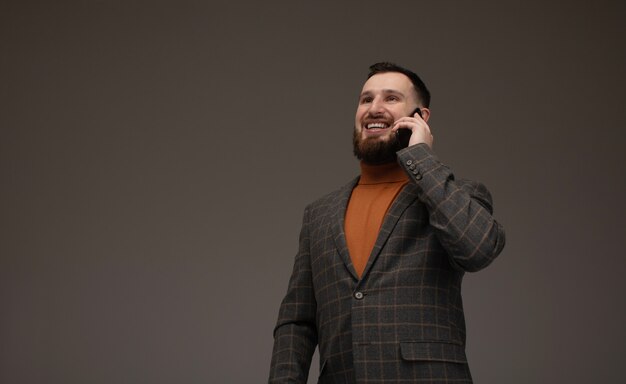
[358,161,409,185]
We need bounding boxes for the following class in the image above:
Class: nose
[367,97,385,116]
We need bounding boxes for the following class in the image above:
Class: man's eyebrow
[359,89,406,97]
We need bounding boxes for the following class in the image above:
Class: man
[269,62,505,383]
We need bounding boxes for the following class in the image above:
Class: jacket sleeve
[397,144,506,272]
[268,207,317,383]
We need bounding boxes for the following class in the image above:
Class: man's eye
[386,96,399,102]
[360,97,372,104]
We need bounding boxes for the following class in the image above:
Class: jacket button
[354,292,364,300]
[406,160,413,165]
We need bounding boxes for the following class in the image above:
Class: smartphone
[395,107,422,149]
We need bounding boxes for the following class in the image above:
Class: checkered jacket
[269,144,506,383]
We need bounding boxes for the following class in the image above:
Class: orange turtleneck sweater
[344,161,409,278]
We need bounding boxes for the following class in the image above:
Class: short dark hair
[367,62,431,108]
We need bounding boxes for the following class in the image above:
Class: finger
[391,120,415,132]
[393,116,419,127]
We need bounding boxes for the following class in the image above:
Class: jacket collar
[330,176,419,282]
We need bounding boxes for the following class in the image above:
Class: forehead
[360,72,415,96]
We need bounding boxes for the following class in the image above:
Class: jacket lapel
[331,177,360,280]
[359,182,420,280]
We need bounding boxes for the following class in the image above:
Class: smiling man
[353,68,432,165]
[269,62,506,384]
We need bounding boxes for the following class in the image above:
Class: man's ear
[420,107,431,122]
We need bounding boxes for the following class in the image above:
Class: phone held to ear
[395,107,422,149]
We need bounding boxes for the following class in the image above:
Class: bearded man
[269,62,506,384]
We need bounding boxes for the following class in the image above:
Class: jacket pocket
[400,341,467,364]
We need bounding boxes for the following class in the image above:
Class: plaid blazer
[269,144,506,384]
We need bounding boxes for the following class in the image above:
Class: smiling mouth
[365,122,390,130]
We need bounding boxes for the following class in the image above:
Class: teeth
[366,123,388,129]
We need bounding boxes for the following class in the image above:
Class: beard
[352,128,402,165]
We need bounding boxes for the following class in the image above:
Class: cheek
[355,107,367,124]
[391,106,408,120]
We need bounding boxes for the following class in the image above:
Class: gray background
[1,0,625,383]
